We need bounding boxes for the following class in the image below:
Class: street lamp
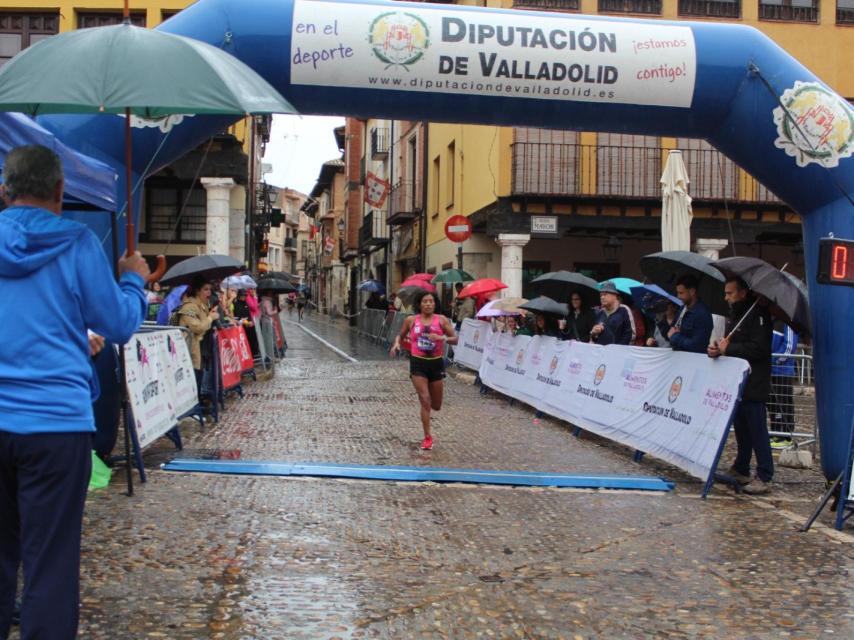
[603,235,622,261]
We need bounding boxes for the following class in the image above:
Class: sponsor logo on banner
[291,1,697,108]
[516,349,525,366]
[668,375,683,403]
[549,355,559,374]
[773,81,854,168]
[593,363,607,386]
[369,11,430,69]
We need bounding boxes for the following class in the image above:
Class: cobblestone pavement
[23,317,852,639]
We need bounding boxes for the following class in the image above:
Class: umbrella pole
[125,108,135,255]
[723,263,789,339]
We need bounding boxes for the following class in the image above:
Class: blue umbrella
[629,284,683,311]
[155,285,187,325]
[358,279,386,294]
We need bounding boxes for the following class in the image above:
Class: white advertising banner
[478,330,749,481]
[124,330,197,450]
[291,1,697,108]
[454,319,489,370]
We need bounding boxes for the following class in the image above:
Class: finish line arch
[40,0,854,481]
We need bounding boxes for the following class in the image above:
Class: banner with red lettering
[217,325,254,389]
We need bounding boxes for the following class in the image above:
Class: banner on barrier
[218,325,254,389]
[454,318,489,370]
[478,329,749,481]
[124,330,197,449]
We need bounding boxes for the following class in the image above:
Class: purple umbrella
[155,285,187,325]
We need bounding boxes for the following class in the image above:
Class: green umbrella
[0,13,296,276]
[432,268,475,284]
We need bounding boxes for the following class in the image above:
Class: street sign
[531,215,558,235]
[445,215,472,243]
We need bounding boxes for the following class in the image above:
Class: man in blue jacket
[590,281,633,345]
[668,274,714,354]
[0,145,149,639]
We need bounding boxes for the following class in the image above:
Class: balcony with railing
[678,0,741,17]
[759,0,818,21]
[511,142,781,204]
[513,0,580,10]
[599,0,662,13]
[284,237,297,252]
[371,127,389,160]
[388,180,422,226]
[359,209,389,252]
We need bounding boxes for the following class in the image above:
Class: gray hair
[2,145,63,202]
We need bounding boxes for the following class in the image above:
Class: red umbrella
[400,277,436,293]
[408,273,435,282]
[458,278,507,299]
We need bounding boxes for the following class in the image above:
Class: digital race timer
[817,237,854,285]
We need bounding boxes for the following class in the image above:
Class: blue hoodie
[0,206,147,434]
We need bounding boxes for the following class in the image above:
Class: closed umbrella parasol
[519,296,569,317]
[0,7,296,281]
[660,150,693,252]
[711,257,811,337]
[160,254,243,286]
[458,278,508,299]
[432,268,475,284]
[529,271,599,306]
[640,250,728,315]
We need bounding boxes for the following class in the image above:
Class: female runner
[390,290,458,450]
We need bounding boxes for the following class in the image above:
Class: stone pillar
[495,233,530,299]
[694,238,728,260]
[201,178,235,255]
[229,190,246,264]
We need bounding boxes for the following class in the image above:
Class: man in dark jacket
[707,276,773,494]
[669,274,713,354]
[590,281,633,345]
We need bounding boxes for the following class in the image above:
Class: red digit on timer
[832,244,848,280]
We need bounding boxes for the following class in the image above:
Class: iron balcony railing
[758,1,818,22]
[678,0,741,18]
[359,209,389,249]
[839,4,854,24]
[513,0,580,10]
[389,180,422,220]
[598,0,662,13]
[511,142,782,203]
[371,127,389,159]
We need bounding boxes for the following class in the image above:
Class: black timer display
[817,238,854,285]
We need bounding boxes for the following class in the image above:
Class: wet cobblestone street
[40,317,854,639]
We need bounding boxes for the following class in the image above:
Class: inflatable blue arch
[39,0,854,481]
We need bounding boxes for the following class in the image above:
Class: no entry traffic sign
[445,215,472,243]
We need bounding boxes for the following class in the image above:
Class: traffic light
[270,207,284,228]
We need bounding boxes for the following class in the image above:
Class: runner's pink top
[409,314,444,358]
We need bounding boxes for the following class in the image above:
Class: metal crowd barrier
[768,352,816,454]
[355,309,412,347]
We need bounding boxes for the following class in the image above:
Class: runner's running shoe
[421,436,433,450]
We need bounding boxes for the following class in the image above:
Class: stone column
[495,233,530,299]
[201,178,235,255]
[694,238,728,260]
[229,191,246,264]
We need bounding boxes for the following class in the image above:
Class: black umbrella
[266,270,295,282]
[711,257,811,337]
[160,254,243,286]
[257,277,297,294]
[519,296,569,317]
[639,250,728,315]
[529,271,600,307]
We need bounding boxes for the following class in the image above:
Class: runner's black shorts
[410,355,446,382]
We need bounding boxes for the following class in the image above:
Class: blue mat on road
[162,460,675,491]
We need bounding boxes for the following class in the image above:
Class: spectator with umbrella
[707,275,774,495]
[175,277,219,403]
[560,290,598,342]
[519,297,567,338]
[667,274,714,354]
[590,281,633,345]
